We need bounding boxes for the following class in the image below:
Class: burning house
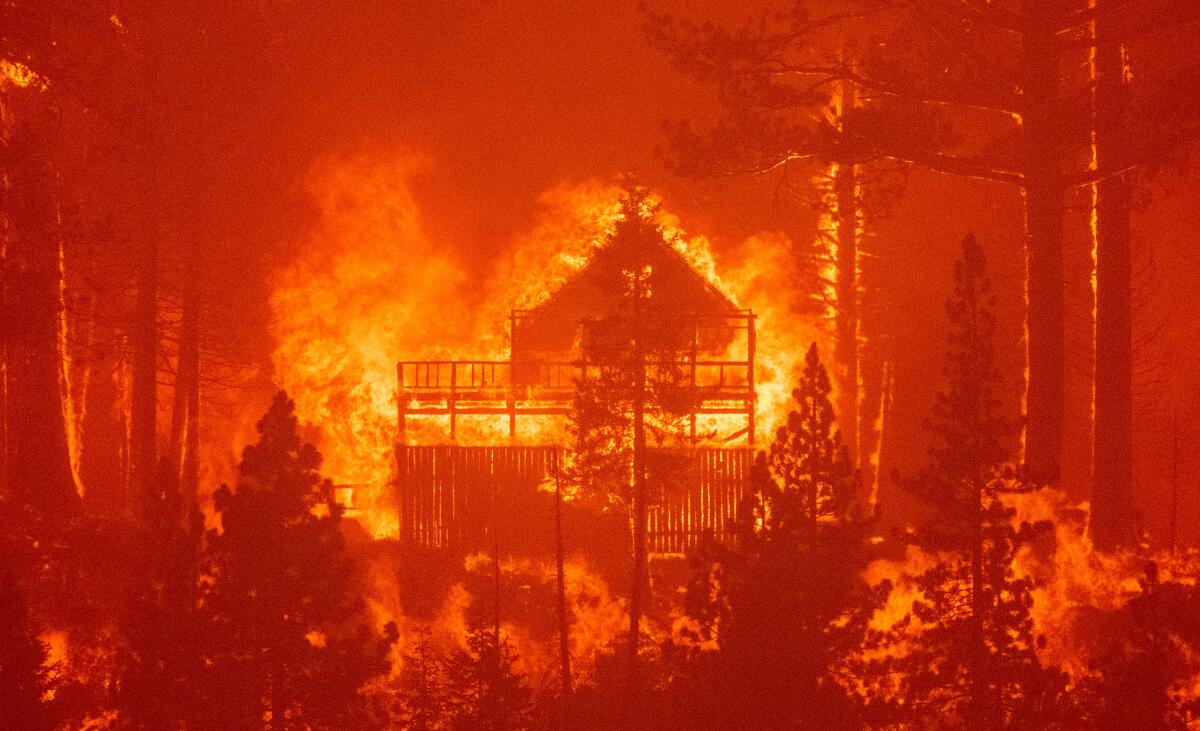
[395,194,757,555]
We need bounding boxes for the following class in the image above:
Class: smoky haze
[4,1,1200,728]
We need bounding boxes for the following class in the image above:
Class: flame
[865,360,893,509]
[455,551,632,682]
[483,181,623,319]
[271,155,471,537]
[718,232,820,441]
[271,159,825,537]
[43,629,69,669]
[0,58,45,90]
[859,490,1200,700]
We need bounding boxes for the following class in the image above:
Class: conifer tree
[394,628,449,731]
[882,235,1075,728]
[769,343,856,523]
[198,391,395,729]
[444,625,531,731]
[678,365,883,727]
[112,511,207,729]
[562,187,701,686]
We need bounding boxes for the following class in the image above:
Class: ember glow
[4,2,1200,729]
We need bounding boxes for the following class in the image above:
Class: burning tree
[646,0,1200,522]
[647,7,913,491]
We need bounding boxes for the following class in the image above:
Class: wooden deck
[395,444,751,554]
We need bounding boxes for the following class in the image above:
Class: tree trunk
[1090,3,1135,550]
[834,158,860,465]
[627,275,648,701]
[968,494,989,728]
[182,344,199,513]
[493,511,502,672]
[130,207,159,523]
[554,465,573,702]
[166,263,200,524]
[130,12,168,526]
[1,109,79,516]
[1019,10,1066,485]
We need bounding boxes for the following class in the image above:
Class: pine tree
[769,343,855,524]
[394,628,449,731]
[563,187,701,687]
[444,625,531,731]
[677,412,883,727]
[882,235,1075,728]
[198,391,395,728]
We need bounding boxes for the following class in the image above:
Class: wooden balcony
[397,311,756,444]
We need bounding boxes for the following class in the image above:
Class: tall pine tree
[881,234,1074,728]
[678,348,882,728]
[562,187,701,690]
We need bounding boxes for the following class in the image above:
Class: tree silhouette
[562,186,703,688]
[111,511,206,729]
[881,235,1075,728]
[1081,562,1200,729]
[393,628,449,731]
[647,8,912,484]
[647,0,1200,491]
[198,391,395,728]
[678,378,883,727]
[770,343,856,523]
[1,83,81,520]
[444,625,531,731]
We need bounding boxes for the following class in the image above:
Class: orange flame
[270,159,826,538]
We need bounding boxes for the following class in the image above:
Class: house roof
[513,210,740,355]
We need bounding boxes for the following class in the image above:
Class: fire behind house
[393,192,756,557]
